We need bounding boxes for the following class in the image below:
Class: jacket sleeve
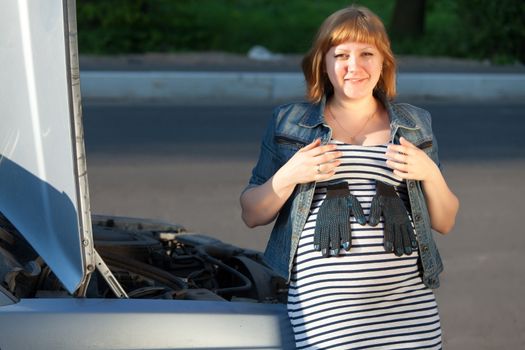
[429,132,442,171]
[243,108,282,193]
[396,103,442,171]
[422,109,442,171]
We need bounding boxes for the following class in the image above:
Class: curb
[80,71,525,103]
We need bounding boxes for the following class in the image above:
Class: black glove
[368,180,418,256]
[314,182,366,257]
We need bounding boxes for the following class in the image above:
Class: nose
[347,55,358,72]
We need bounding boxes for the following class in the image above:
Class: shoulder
[266,100,323,145]
[390,102,433,130]
[272,101,316,124]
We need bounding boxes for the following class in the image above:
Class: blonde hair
[302,5,396,103]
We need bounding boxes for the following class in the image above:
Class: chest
[326,108,391,146]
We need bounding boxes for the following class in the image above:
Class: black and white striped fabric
[287,142,442,350]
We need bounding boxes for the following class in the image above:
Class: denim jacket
[245,93,444,289]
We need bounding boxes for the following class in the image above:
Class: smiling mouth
[345,77,367,83]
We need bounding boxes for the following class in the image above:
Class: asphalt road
[83,101,525,350]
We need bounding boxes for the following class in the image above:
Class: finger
[393,169,418,180]
[322,163,341,176]
[385,151,409,164]
[392,169,407,178]
[399,137,417,149]
[387,144,413,156]
[317,159,342,173]
[386,159,409,172]
[314,167,337,182]
[315,158,343,178]
[390,161,421,180]
[317,151,343,164]
[299,138,322,152]
[308,143,339,156]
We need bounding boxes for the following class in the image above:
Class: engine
[0,213,287,303]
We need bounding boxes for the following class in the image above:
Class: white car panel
[0,0,88,293]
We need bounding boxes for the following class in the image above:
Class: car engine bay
[0,213,287,303]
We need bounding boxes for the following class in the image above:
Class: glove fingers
[339,222,352,252]
[340,206,351,251]
[317,220,332,257]
[329,224,342,256]
[394,225,404,257]
[313,198,327,251]
[313,217,326,251]
[368,196,382,226]
[375,180,398,196]
[313,226,321,251]
[348,196,366,225]
[314,196,339,256]
[401,225,413,255]
[408,226,418,249]
[341,222,351,251]
[383,224,394,253]
[321,225,332,257]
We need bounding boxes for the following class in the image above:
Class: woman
[241,5,459,350]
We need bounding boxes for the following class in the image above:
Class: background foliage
[77,0,524,63]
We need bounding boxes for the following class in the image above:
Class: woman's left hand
[385,137,438,181]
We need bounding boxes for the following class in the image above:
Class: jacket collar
[380,94,419,130]
[298,96,327,128]
[297,91,419,130]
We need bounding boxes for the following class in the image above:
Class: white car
[0,1,294,349]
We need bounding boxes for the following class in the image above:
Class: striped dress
[287,142,442,350]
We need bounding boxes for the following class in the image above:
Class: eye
[334,53,349,60]
[362,51,374,57]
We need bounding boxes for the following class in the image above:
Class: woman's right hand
[241,139,341,228]
[276,138,342,188]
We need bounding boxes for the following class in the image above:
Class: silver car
[0,1,294,349]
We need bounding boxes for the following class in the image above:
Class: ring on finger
[316,164,321,174]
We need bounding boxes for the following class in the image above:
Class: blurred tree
[75,0,523,63]
[456,0,525,63]
[389,0,426,38]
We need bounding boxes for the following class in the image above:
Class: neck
[329,94,378,120]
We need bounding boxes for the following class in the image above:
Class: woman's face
[324,41,384,101]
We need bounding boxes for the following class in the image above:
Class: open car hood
[0,1,94,293]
